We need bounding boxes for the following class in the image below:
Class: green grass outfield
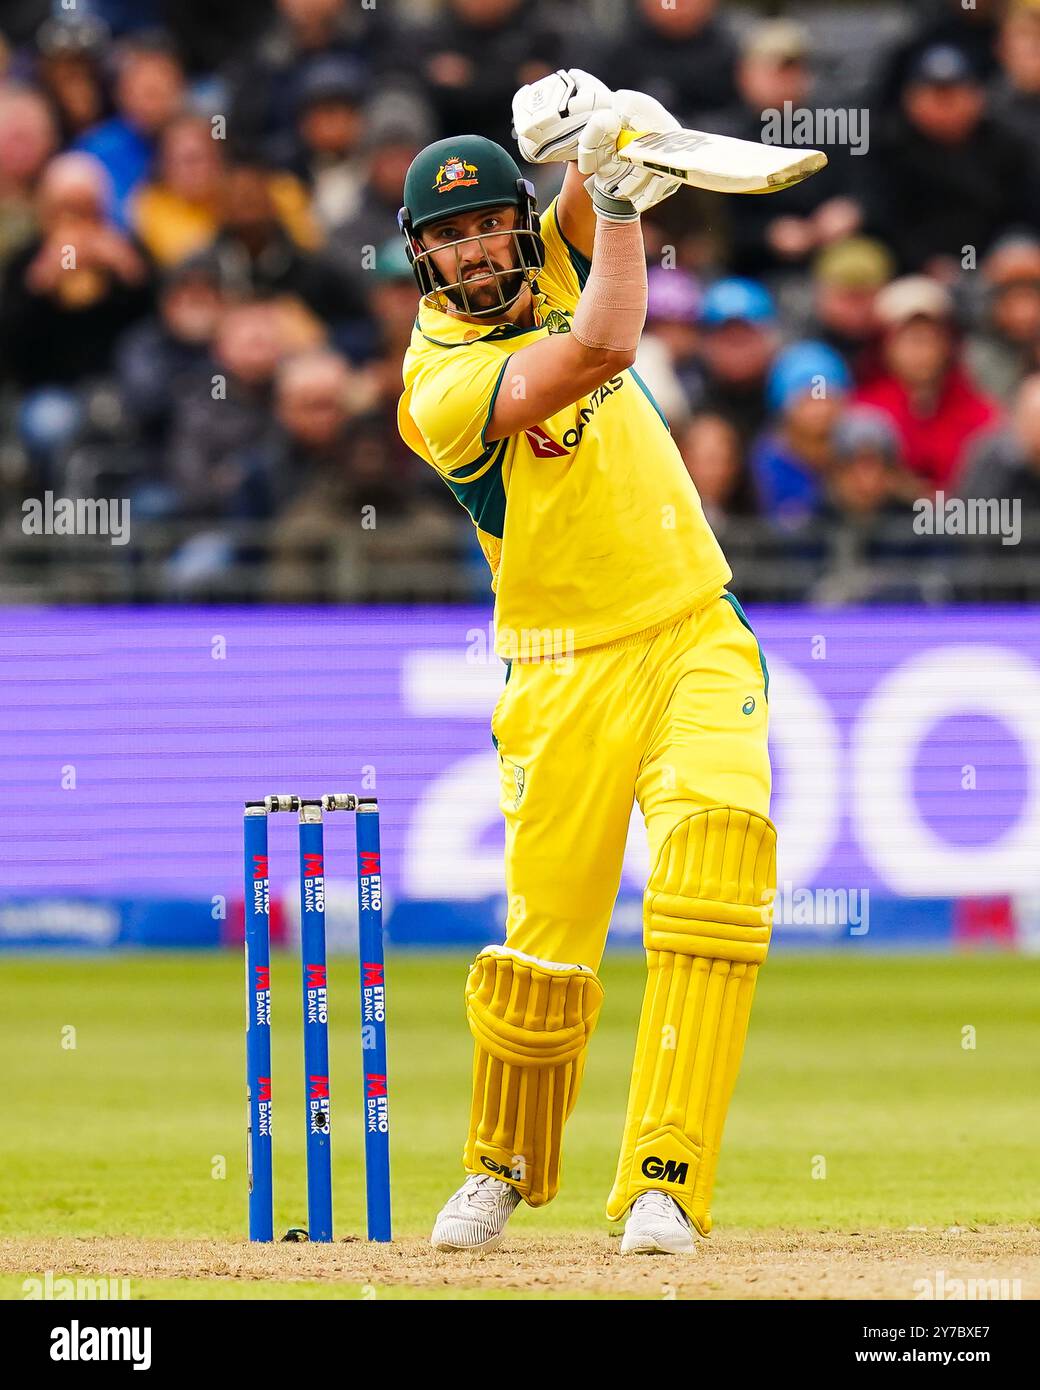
[0,951,1036,1297]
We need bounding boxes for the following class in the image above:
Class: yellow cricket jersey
[397,196,731,659]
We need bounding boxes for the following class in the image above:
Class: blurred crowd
[0,0,1039,601]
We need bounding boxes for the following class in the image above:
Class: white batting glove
[609,88,684,213]
[512,68,614,164]
[612,88,682,144]
[577,109,638,221]
[577,107,682,217]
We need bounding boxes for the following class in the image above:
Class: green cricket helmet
[398,134,544,317]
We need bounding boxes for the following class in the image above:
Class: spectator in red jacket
[855,276,1001,488]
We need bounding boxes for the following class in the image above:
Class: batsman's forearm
[570,207,647,355]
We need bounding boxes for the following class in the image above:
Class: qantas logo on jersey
[524,425,568,458]
[561,375,625,448]
[522,375,626,457]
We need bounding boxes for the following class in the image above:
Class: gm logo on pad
[640,1155,689,1185]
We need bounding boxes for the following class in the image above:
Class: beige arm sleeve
[569,213,648,355]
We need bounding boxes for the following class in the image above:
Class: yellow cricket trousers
[491,591,772,969]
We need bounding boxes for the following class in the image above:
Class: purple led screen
[1,607,1038,911]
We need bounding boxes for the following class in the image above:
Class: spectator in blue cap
[751,340,853,527]
[702,277,775,328]
[697,277,780,441]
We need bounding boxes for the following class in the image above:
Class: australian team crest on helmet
[434,156,479,193]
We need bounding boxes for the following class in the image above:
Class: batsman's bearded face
[421,206,526,317]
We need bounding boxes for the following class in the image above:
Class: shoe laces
[637,1190,689,1224]
[460,1173,512,1212]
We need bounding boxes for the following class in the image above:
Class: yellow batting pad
[465,946,604,1206]
[645,806,776,961]
[607,807,776,1233]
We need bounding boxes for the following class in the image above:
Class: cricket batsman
[397,70,776,1255]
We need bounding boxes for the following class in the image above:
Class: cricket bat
[616,128,827,195]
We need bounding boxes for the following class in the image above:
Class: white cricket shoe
[430,1173,522,1253]
[620,1190,698,1255]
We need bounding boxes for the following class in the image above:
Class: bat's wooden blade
[616,128,828,195]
